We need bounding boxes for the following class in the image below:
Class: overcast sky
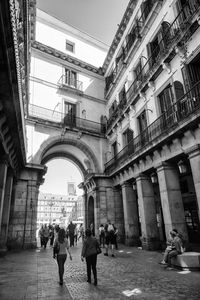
[37,0,130,45]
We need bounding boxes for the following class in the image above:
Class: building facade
[37,192,77,227]
[97,0,200,249]
[1,0,200,252]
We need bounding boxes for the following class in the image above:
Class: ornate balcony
[105,80,200,174]
[106,1,200,133]
[58,75,83,92]
[28,104,106,134]
[105,0,163,95]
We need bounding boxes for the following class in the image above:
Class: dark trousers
[43,237,48,248]
[86,254,97,281]
[69,234,74,247]
[57,254,67,283]
[99,234,105,247]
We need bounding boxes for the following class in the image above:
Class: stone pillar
[121,183,140,246]
[0,160,8,235]
[0,170,13,254]
[7,164,45,249]
[188,145,200,217]
[157,163,188,240]
[136,174,160,250]
[113,187,125,242]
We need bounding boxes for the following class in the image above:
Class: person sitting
[160,230,183,269]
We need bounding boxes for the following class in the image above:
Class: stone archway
[32,134,101,174]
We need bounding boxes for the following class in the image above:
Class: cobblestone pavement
[0,241,200,300]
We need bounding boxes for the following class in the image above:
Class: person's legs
[91,254,97,285]
[104,236,109,255]
[86,256,92,283]
[57,254,67,284]
[167,250,178,267]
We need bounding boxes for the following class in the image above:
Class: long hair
[58,228,65,243]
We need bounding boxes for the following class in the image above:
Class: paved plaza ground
[0,240,200,300]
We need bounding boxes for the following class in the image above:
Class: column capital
[186,144,200,159]
[156,162,175,173]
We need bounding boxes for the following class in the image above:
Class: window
[134,60,142,82]
[123,128,134,154]
[118,86,126,106]
[158,84,174,113]
[112,141,117,158]
[137,110,148,146]
[65,40,75,53]
[64,68,77,88]
[64,101,76,127]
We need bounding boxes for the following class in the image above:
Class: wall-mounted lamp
[150,172,158,184]
[178,160,187,174]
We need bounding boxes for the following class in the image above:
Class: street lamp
[178,160,187,174]
[48,200,55,224]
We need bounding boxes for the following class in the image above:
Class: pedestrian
[67,221,76,247]
[43,224,49,249]
[90,222,95,236]
[53,228,72,285]
[38,225,44,248]
[104,220,116,257]
[81,228,100,286]
[78,223,84,242]
[99,224,105,248]
[74,224,78,246]
[113,224,118,250]
[160,230,183,269]
[49,225,55,247]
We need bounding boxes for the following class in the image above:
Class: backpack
[108,224,114,232]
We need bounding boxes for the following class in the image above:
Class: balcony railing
[105,0,162,94]
[58,75,83,91]
[105,80,200,174]
[28,104,106,134]
[107,1,200,131]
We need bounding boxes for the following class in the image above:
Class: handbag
[96,243,102,255]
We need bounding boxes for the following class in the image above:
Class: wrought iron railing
[105,80,200,174]
[28,104,106,134]
[58,75,83,91]
[106,1,200,131]
[105,0,161,94]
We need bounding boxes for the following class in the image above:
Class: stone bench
[171,252,200,270]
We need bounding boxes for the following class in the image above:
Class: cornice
[102,0,137,73]
[32,41,104,76]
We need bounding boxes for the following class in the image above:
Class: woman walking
[53,228,72,285]
[81,228,100,286]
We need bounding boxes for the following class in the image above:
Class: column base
[125,236,141,247]
[140,236,161,250]
[0,246,7,257]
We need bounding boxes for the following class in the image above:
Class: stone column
[0,170,13,254]
[188,145,200,218]
[0,160,8,235]
[113,187,125,242]
[121,182,140,246]
[136,174,160,250]
[157,163,188,240]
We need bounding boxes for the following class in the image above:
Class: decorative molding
[32,41,104,76]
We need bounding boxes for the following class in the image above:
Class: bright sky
[39,159,83,196]
[37,0,130,45]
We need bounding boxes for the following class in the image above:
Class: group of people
[38,222,85,249]
[53,219,117,286]
[52,221,185,286]
[53,225,100,286]
[98,221,118,257]
[38,224,55,249]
